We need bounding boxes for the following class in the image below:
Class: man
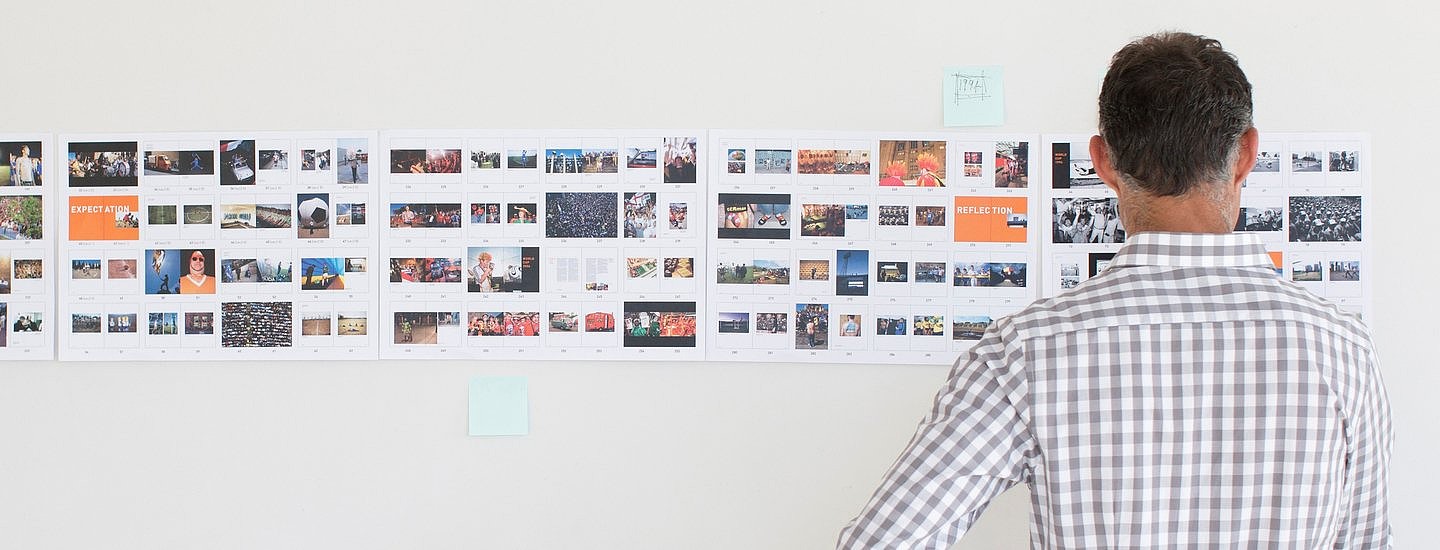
[838,32,1390,549]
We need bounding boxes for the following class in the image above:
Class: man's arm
[1335,343,1393,548]
[837,328,1034,550]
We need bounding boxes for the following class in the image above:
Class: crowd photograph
[1288,195,1361,242]
[545,192,617,238]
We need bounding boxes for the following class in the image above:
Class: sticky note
[468,376,529,436]
[943,66,1005,127]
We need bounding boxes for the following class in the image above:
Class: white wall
[2,1,1434,548]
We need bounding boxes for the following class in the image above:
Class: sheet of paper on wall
[468,376,529,436]
[942,66,1005,127]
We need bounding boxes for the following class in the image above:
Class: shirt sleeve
[837,325,1035,550]
[1335,341,1393,549]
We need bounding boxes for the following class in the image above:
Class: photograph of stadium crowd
[545,192,617,238]
[1288,196,1361,242]
[218,300,292,348]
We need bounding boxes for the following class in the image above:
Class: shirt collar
[1108,232,1276,269]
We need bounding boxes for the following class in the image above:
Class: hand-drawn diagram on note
[943,66,1005,127]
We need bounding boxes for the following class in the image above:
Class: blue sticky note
[468,376,529,436]
[943,66,1005,127]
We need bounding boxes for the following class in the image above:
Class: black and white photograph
[1288,196,1361,242]
[1052,197,1124,244]
[877,205,909,226]
[1088,252,1115,278]
[545,192,617,238]
[1329,150,1358,172]
[1059,262,1081,289]
[1234,206,1283,232]
[1292,151,1323,172]
[1253,150,1281,173]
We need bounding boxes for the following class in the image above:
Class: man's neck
[1123,191,1236,234]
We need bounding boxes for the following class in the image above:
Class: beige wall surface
[1,1,1434,548]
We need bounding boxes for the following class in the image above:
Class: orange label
[69,195,140,241]
[953,196,1028,243]
[1268,251,1283,270]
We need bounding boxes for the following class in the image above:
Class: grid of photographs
[57,132,380,360]
[1041,132,1371,321]
[707,131,1039,364]
[378,130,705,360]
[0,136,55,358]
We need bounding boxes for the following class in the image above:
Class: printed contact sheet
[6,128,1369,363]
[706,131,1041,364]
[1042,132,1372,321]
[57,132,380,360]
[0,135,54,359]
[378,130,706,360]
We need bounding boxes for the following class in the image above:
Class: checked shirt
[837,232,1391,549]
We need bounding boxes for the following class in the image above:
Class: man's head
[1090,31,1259,233]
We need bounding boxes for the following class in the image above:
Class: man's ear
[1089,134,1122,197]
[1230,127,1260,194]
